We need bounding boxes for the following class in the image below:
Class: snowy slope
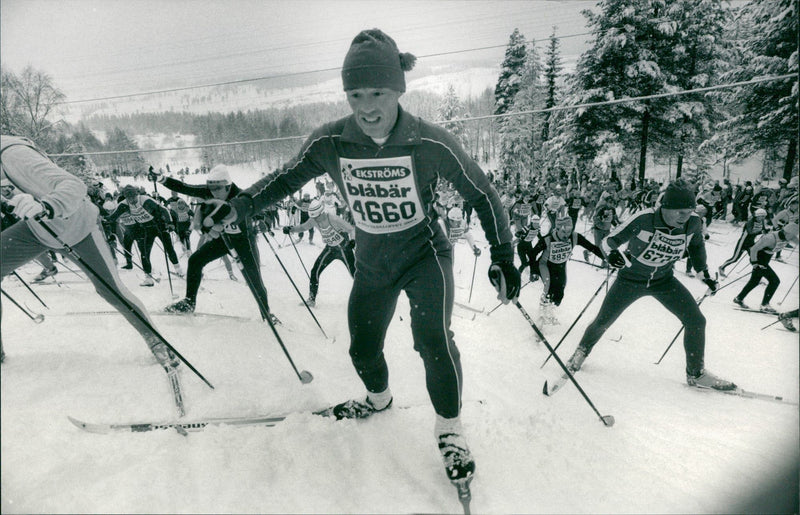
[1,178,798,514]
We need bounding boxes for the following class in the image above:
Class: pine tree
[436,84,468,147]
[494,28,528,117]
[541,27,563,142]
[715,0,798,180]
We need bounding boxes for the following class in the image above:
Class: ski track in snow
[2,173,798,514]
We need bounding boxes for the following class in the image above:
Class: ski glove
[488,261,521,303]
[282,225,293,234]
[9,193,52,220]
[700,270,718,294]
[472,246,481,256]
[607,248,631,269]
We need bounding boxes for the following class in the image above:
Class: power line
[49,73,795,158]
[57,32,592,105]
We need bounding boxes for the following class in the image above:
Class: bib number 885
[352,200,416,224]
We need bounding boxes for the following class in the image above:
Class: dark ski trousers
[155,229,179,266]
[1,219,160,350]
[544,261,567,306]
[347,250,462,418]
[736,265,780,305]
[309,243,355,298]
[186,232,270,317]
[517,239,536,276]
[122,224,157,274]
[576,275,706,376]
[719,233,755,272]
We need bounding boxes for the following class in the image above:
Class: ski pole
[261,232,328,339]
[11,271,48,309]
[514,300,614,427]
[540,270,614,368]
[777,274,798,306]
[468,253,478,304]
[289,234,310,280]
[1,288,44,323]
[34,218,214,389]
[487,279,534,315]
[222,234,313,384]
[654,272,751,365]
[153,237,177,299]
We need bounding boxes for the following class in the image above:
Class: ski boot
[686,369,736,391]
[566,347,587,373]
[165,298,195,314]
[760,304,777,314]
[121,263,133,270]
[140,274,155,287]
[305,295,316,307]
[323,396,393,420]
[779,313,797,332]
[32,266,58,282]
[733,297,748,309]
[438,432,476,482]
[717,267,727,278]
[228,271,238,281]
[150,341,180,369]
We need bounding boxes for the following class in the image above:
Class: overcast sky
[1,0,597,102]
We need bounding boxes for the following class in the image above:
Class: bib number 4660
[352,200,416,224]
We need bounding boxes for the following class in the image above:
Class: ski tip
[67,416,110,434]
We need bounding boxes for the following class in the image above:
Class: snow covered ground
[1,177,798,514]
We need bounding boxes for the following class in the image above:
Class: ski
[542,374,569,396]
[733,307,780,316]
[452,307,476,321]
[452,476,473,515]
[69,400,486,435]
[453,301,484,313]
[687,385,797,405]
[165,366,186,417]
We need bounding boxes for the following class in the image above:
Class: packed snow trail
[2,174,798,514]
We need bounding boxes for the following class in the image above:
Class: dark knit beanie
[660,180,696,209]
[342,29,416,92]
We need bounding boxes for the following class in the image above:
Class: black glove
[347,238,356,249]
[701,270,718,294]
[472,245,481,256]
[488,261,521,303]
[282,225,293,234]
[201,199,234,226]
[704,233,710,240]
[607,249,630,269]
[148,168,161,183]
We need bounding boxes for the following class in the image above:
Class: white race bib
[549,240,573,264]
[637,231,686,267]
[340,156,424,234]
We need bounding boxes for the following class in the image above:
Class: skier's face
[209,184,230,200]
[346,88,402,140]
[661,207,693,228]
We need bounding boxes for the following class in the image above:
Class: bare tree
[1,65,65,145]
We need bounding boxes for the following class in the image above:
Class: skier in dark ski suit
[201,29,519,485]
[151,165,277,323]
[563,180,736,391]
[283,199,356,306]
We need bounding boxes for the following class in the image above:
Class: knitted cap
[660,180,696,209]
[342,29,416,92]
[308,200,324,217]
[206,165,231,187]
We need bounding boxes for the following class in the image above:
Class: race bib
[340,156,424,234]
[637,230,686,267]
[549,240,573,264]
[319,223,344,246]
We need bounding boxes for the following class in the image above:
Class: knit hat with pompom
[341,29,416,92]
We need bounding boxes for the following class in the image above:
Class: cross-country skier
[105,185,174,286]
[718,208,769,277]
[531,214,605,324]
[562,180,735,391]
[516,214,541,282]
[0,135,179,370]
[732,223,799,313]
[200,29,519,487]
[282,199,356,306]
[151,165,278,323]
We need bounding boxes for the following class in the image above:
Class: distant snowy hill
[59,67,499,124]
